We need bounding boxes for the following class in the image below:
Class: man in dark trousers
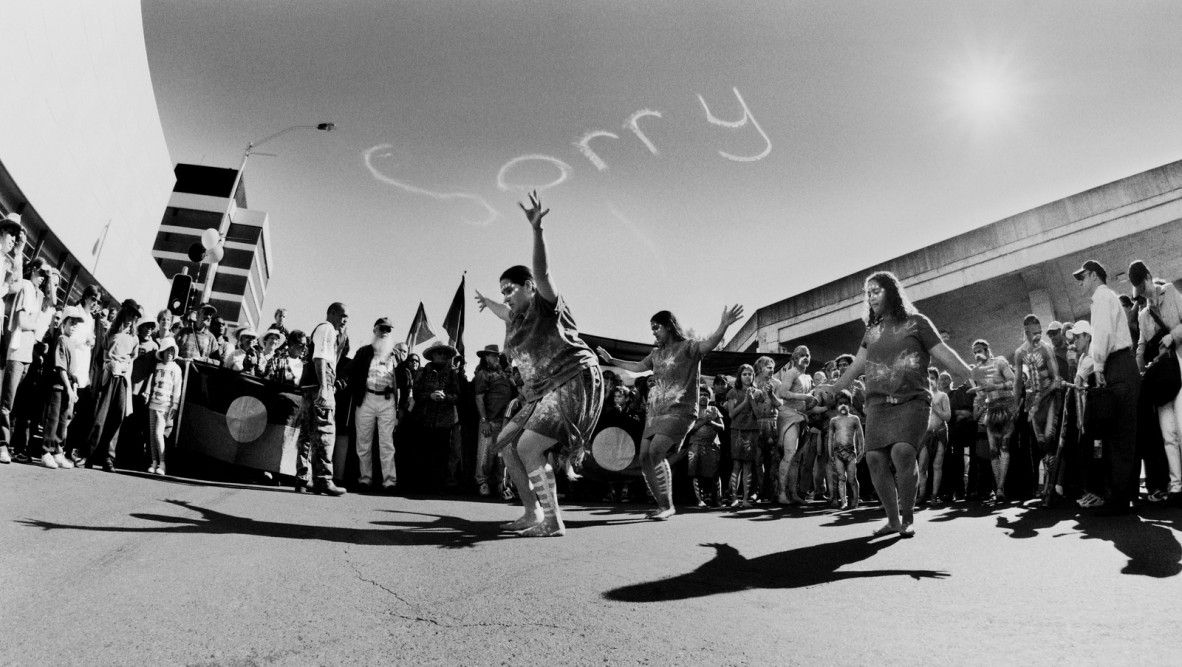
[1075,260,1140,514]
[411,342,459,493]
[295,302,349,496]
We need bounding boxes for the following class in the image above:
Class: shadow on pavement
[17,499,514,550]
[603,536,948,602]
[994,504,1182,578]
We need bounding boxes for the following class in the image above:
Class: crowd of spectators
[0,209,1175,517]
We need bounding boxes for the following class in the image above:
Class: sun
[960,73,1009,117]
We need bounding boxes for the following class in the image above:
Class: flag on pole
[406,302,436,349]
[442,274,466,356]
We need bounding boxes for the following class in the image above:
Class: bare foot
[499,511,543,531]
[649,507,676,521]
[872,522,902,537]
[900,522,915,538]
[518,520,565,537]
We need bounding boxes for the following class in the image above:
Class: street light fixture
[199,122,336,305]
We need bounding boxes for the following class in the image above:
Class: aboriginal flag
[175,361,303,476]
[406,302,436,349]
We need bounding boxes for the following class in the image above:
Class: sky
[141,0,1182,365]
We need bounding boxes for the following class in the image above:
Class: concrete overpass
[726,158,1182,364]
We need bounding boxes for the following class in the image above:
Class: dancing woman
[474,191,603,537]
[817,271,972,537]
[596,306,744,520]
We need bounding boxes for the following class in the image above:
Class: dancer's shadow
[603,536,948,602]
[17,500,508,550]
[993,504,1182,578]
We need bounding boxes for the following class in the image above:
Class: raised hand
[518,190,549,231]
[720,304,744,328]
[474,289,493,312]
[595,346,613,363]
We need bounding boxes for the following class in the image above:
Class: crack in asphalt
[343,555,568,632]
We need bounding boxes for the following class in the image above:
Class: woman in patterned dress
[596,306,743,520]
[817,271,972,537]
[474,191,603,537]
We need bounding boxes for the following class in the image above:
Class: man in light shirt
[1074,259,1140,514]
[295,302,350,496]
[343,317,401,493]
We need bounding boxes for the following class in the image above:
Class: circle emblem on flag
[591,427,636,472]
[226,396,268,443]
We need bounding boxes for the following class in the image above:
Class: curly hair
[862,270,915,325]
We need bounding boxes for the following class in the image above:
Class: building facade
[0,1,175,308]
[152,164,274,331]
[727,158,1182,365]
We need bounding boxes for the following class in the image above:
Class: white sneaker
[41,453,59,469]
[0,445,10,464]
[54,453,74,469]
[155,464,165,476]
[147,464,157,475]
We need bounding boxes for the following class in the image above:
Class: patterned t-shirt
[503,292,597,402]
[639,338,706,424]
[860,313,941,405]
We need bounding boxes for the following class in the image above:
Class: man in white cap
[344,317,402,492]
[1075,259,1140,515]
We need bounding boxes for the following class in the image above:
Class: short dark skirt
[730,428,758,461]
[865,399,930,452]
[643,413,695,444]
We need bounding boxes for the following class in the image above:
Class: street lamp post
[200,122,336,305]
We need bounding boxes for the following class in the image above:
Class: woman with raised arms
[474,191,603,537]
[596,306,744,520]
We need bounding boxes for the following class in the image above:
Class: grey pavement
[2,463,1180,666]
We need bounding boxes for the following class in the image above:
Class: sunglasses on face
[377,326,393,333]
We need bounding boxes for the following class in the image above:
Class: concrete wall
[729,158,1182,366]
[0,1,174,308]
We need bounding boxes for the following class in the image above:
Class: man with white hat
[254,327,285,378]
[222,327,259,372]
[343,317,402,492]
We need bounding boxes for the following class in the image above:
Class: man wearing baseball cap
[1074,259,1139,514]
[177,303,218,362]
[343,317,402,492]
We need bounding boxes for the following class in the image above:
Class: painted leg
[499,445,541,531]
[519,465,565,537]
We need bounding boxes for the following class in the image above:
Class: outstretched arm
[520,191,557,303]
[474,289,512,323]
[694,305,745,356]
[929,341,973,385]
[596,346,648,373]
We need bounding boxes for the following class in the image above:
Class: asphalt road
[2,463,1180,666]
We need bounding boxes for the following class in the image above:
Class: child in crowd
[685,385,724,507]
[826,389,864,509]
[39,307,84,469]
[145,338,183,475]
[726,363,759,508]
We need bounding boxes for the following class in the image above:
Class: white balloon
[200,228,220,249]
[204,245,225,263]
